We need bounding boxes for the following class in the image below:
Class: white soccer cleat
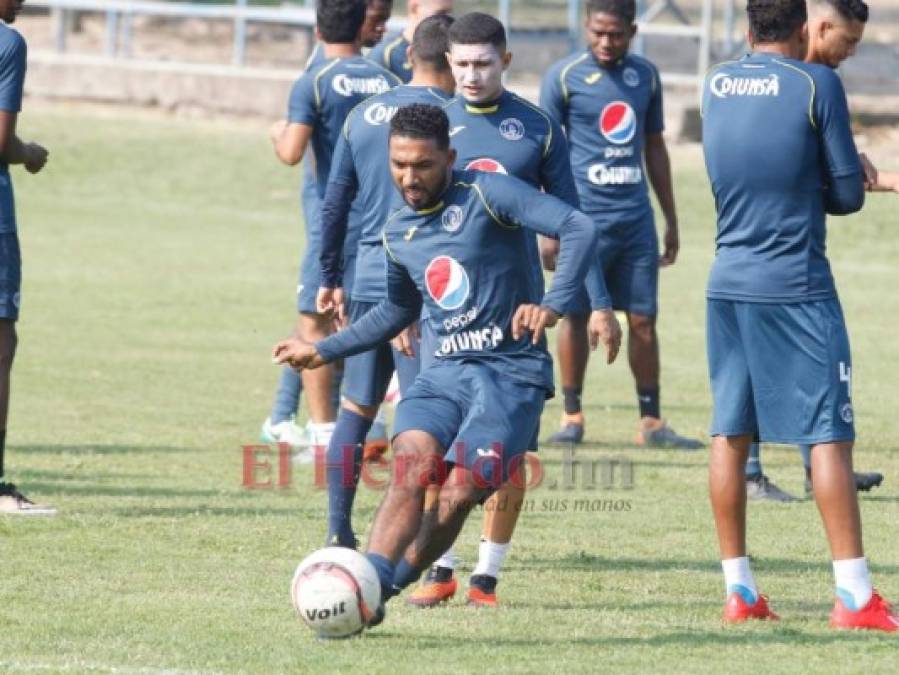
[261,417,315,464]
[0,483,57,516]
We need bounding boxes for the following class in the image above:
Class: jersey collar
[462,90,507,115]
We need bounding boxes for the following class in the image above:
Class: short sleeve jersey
[0,25,26,233]
[367,31,412,83]
[540,50,663,216]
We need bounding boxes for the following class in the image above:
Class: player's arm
[271,75,317,166]
[814,69,864,215]
[537,115,579,271]
[859,154,899,194]
[318,126,360,316]
[643,66,678,265]
[274,253,422,369]
[0,39,46,174]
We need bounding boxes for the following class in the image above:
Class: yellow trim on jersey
[454,181,517,230]
[382,34,406,69]
[416,200,445,216]
[464,103,499,114]
[382,208,406,262]
[313,58,341,111]
[772,58,817,129]
[510,92,555,159]
[560,52,590,104]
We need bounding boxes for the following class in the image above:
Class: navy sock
[270,367,303,425]
[366,553,397,602]
[799,444,812,471]
[637,386,660,419]
[746,442,763,480]
[0,429,5,478]
[326,408,373,547]
[562,386,582,416]
[331,368,344,416]
[392,558,422,592]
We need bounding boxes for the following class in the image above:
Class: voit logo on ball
[426,255,470,310]
[599,101,636,145]
[465,158,508,174]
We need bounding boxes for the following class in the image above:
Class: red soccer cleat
[406,568,458,608]
[723,592,779,623]
[466,586,498,608]
[830,592,899,632]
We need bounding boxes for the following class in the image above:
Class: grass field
[0,105,897,674]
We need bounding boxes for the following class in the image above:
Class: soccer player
[702,0,897,630]
[744,0,883,502]
[267,0,400,460]
[0,0,55,516]
[540,0,701,449]
[369,0,454,82]
[408,11,582,608]
[314,14,456,549]
[262,0,395,451]
[274,104,622,626]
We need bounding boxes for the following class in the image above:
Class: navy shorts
[707,298,855,445]
[342,300,420,407]
[567,208,658,316]
[393,361,545,489]
[0,232,21,321]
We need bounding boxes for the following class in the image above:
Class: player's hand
[390,322,419,358]
[269,119,288,144]
[538,235,560,272]
[659,224,679,267]
[859,153,878,190]
[588,309,622,364]
[272,337,325,371]
[316,286,346,327]
[23,143,48,174]
[511,304,559,345]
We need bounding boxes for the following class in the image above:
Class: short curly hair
[747,0,807,43]
[585,0,637,24]
[389,104,450,150]
[316,0,366,44]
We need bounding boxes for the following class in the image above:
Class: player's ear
[447,147,457,166]
[629,23,638,39]
[406,45,414,68]
[502,50,513,70]
[314,27,322,42]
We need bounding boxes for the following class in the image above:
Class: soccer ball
[291,547,382,639]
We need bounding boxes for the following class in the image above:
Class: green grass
[0,107,897,674]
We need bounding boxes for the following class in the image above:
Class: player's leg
[707,299,776,621]
[745,300,896,629]
[801,441,884,496]
[549,311,589,443]
[745,442,798,502]
[325,301,400,547]
[0,234,54,515]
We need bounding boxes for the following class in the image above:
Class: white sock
[306,421,336,449]
[833,557,873,611]
[434,547,456,570]
[722,556,757,603]
[472,539,510,579]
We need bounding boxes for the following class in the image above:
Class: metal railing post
[234,0,248,66]
[105,9,118,57]
[698,0,713,78]
[122,11,133,58]
[52,6,66,52]
[723,0,735,55]
[568,0,580,52]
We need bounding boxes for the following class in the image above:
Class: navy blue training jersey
[287,55,400,197]
[0,24,25,233]
[445,90,579,296]
[321,84,451,301]
[367,31,412,83]
[702,52,863,303]
[540,50,663,216]
[318,170,607,394]
[300,43,327,202]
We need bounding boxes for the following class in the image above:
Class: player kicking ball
[702,0,897,631]
[274,104,621,625]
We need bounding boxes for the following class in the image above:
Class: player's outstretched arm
[0,112,47,174]
[511,304,560,345]
[272,337,326,371]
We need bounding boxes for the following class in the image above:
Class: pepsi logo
[425,256,470,310]
[599,101,636,145]
[465,158,508,174]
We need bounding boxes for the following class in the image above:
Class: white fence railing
[25,0,725,85]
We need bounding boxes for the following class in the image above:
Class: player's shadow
[110,505,307,518]
[14,481,236,499]
[9,443,190,455]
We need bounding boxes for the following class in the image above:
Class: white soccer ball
[291,547,382,639]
